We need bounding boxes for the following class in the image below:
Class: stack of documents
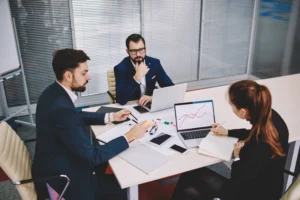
[198,133,238,161]
[118,144,169,174]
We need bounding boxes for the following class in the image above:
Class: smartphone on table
[170,144,188,155]
[149,132,173,147]
[133,105,149,114]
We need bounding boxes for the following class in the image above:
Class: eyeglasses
[129,48,146,55]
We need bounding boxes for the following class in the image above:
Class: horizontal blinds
[72,0,141,95]
[200,0,254,79]
[143,0,201,83]
[5,0,72,106]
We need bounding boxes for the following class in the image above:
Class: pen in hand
[215,121,226,129]
[211,121,226,136]
[131,119,138,124]
[130,113,138,121]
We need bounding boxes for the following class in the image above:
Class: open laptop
[174,100,216,148]
[144,83,187,112]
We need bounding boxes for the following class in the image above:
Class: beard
[71,81,88,92]
[131,56,145,64]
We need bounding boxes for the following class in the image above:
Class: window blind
[72,0,141,95]
[200,0,254,79]
[143,0,201,83]
[5,0,72,107]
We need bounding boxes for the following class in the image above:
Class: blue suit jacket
[114,56,174,105]
[32,82,129,200]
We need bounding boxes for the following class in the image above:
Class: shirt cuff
[133,76,141,84]
[110,112,114,122]
[233,157,240,162]
[123,135,129,144]
[104,113,109,124]
[104,113,115,124]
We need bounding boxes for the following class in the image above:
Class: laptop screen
[174,100,215,132]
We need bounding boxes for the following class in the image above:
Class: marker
[156,118,173,125]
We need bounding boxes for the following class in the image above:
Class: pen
[130,113,138,121]
[215,121,226,129]
[131,119,138,124]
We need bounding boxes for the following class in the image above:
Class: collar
[56,80,78,103]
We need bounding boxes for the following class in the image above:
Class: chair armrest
[11,174,70,200]
[107,90,116,103]
[284,169,299,177]
[23,138,36,143]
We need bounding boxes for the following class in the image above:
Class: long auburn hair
[229,80,285,158]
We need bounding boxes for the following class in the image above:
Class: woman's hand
[233,142,244,159]
[210,123,228,136]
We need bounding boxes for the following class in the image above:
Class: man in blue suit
[114,34,174,105]
[32,49,152,200]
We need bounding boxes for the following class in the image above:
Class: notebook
[198,133,238,161]
[118,144,169,174]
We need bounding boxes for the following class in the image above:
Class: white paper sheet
[118,143,169,174]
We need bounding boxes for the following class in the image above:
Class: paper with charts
[175,101,215,131]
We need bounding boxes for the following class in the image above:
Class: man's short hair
[126,34,146,49]
[52,48,90,81]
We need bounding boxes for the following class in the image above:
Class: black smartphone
[149,133,173,147]
[170,144,188,154]
[133,105,149,114]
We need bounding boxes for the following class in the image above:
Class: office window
[143,0,201,83]
[5,0,72,106]
[200,0,254,79]
[72,0,141,96]
[252,0,300,78]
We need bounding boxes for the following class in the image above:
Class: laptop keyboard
[180,129,210,140]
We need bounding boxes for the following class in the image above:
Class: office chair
[0,122,70,200]
[213,169,300,200]
[280,170,300,200]
[107,69,117,104]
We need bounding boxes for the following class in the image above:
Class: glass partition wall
[3,0,300,116]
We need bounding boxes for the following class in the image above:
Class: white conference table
[84,74,300,200]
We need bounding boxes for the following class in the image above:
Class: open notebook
[198,133,238,161]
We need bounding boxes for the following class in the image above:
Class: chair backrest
[281,175,300,200]
[0,122,37,200]
[107,69,116,104]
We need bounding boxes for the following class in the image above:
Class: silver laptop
[174,100,216,148]
[144,83,187,112]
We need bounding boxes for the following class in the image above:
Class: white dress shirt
[131,59,147,96]
[56,81,113,123]
[56,81,128,143]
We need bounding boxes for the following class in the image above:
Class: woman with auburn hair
[172,80,289,200]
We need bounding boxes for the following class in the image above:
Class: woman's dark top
[220,109,289,200]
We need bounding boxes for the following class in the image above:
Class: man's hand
[134,62,149,82]
[138,95,152,107]
[113,109,131,122]
[210,123,228,136]
[233,142,244,159]
[125,121,154,142]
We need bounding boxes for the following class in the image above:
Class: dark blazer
[32,82,129,200]
[220,109,289,200]
[114,56,174,105]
